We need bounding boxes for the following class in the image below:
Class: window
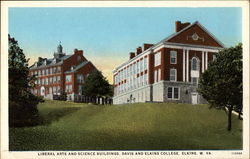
[145,73,148,85]
[65,85,72,92]
[167,87,179,100]
[57,86,60,94]
[191,77,198,85]
[50,68,53,74]
[154,70,157,83]
[66,75,72,82]
[53,86,57,94]
[45,78,48,85]
[170,51,177,64]
[191,57,199,71]
[53,67,57,74]
[136,62,139,73]
[158,69,161,82]
[78,85,82,95]
[167,87,172,99]
[46,69,49,75]
[38,79,40,85]
[77,74,84,83]
[144,57,148,70]
[42,78,44,85]
[213,54,216,61]
[49,77,53,84]
[140,60,143,72]
[53,76,57,83]
[49,87,52,94]
[57,76,61,83]
[154,52,161,66]
[170,69,177,81]
[58,67,61,73]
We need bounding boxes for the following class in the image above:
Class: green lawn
[9,100,242,150]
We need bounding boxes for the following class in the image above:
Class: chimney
[175,21,191,32]
[129,52,135,60]
[74,49,84,55]
[143,43,154,51]
[38,57,43,62]
[136,47,142,55]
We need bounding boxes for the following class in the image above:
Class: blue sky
[9,7,242,82]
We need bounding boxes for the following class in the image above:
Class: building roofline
[112,21,225,73]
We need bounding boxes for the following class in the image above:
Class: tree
[9,35,44,127]
[198,43,242,131]
[82,70,113,97]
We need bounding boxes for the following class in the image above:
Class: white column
[202,51,205,72]
[205,51,208,70]
[183,49,186,82]
[186,50,189,82]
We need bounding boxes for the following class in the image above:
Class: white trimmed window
[58,67,61,73]
[144,56,148,70]
[145,73,148,85]
[191,77,198,85]
[49,77,53,84]
[57,76,61,83]
[158,69,161,82]
[66,75,72,82]
[154,70,157,83]
[140,60,143,72]
[50,68,53,74]
[167,87,180,100]
[154,52,161,66]
[170,69,177,81]
[57,86,60,94]
[77,74,83,83]
[53,67,57,74]
[170,50,177,64]
[78,85,82,95]
[213,54,216,61]
[53,76,57,83]
[45,78,48,85]
[191,57,199,71]
[53,86,57,94]
[42,78,44,85]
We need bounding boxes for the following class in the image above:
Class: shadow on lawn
[41,107,81,125]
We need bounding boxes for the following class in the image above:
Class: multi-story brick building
[112,21,224,104]
[29,43,97,100]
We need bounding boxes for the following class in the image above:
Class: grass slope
[9,100,242,150]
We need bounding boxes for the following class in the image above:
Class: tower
[54,41,65,59]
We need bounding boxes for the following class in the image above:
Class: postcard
[1,1,249,159]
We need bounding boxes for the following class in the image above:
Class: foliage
[9,35,44,127]
[9,100,242,150]
[198,43,242,131]
[82,70,113,97]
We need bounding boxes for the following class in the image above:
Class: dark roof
[30,55,72,70]
[64,61,90,73]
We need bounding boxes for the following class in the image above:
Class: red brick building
[29,44,97,100]
[113,21,224,104]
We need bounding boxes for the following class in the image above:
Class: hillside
[9,100,242,150]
